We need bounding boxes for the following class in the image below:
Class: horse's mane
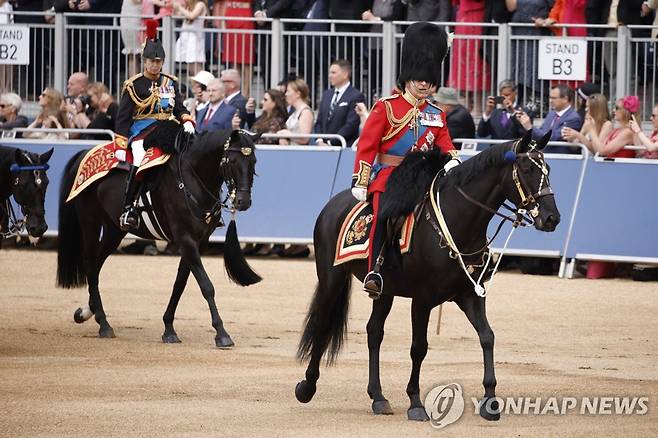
[440,142,514,189]
[379,142,515,219]
[379,149,450,219]
[141,120,230,156]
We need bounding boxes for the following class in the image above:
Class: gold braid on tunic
[122,74,176,121]
[381,91,425,142]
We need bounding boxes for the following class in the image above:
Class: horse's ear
[537,130,552,150]
[40,148,54,163]
[250,131,262,143]
[229,129,241,143]
[516,129,533,153]
[14,148,29,165]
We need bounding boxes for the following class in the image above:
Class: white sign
[538,38,587,81]
[0,26,30,65]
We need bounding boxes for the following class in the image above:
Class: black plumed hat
[397,22,448,90]
[142,19,166,60]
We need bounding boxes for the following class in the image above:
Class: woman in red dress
[448,0,491,117]
[213,0,254,96]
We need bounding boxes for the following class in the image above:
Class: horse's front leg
[455,293,499,421]
[179,238,234,348]
[162,257,191,343]
[406,299,432,421]
[367,294,394,415]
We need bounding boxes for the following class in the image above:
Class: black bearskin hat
[142,19,166,60]
[397,22,448,90]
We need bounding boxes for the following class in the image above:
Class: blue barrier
[6,140,657,272]
[562,156,658,273]
[211,145,343,243]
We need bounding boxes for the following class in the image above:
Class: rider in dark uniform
[116,19,196,231]
[353,22,460,298]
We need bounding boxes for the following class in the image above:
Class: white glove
[183,121,195,134]
[351,187,367,202]
[444,158,460,173]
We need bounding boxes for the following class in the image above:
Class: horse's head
[10,148,53,238]
[221,130,260,211]
[504,131,560,232]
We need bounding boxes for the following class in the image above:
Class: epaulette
[380,94,399,102]
[122,73,143,92]
[425,100,443,112]
[161,72,178,82]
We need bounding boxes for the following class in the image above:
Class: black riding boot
[119,165,140,231]
[363,220,386,299]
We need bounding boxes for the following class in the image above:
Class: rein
[424,142,555,297]
[174,130,250,225]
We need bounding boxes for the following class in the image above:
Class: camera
[79,95,92,107]
[494,96,505,104]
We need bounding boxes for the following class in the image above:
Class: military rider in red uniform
[115,19,196,231]
[352,22,460,298]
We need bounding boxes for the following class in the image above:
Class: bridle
[2,155,49,238]
[456,139,554,229]
[175,129,254,225]
[219,130,255,203]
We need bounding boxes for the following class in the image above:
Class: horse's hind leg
[367,294,394,415]
[406,299,432,421]
[161,258,190,343]
[80,216,116,338]
[180,238,233,348]
[455,294,499,421]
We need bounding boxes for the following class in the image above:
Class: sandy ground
[1,248,657,437]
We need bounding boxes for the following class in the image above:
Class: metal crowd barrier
[2,12,657,120]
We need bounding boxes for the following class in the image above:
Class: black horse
[57,122,261,348]
[0,146,53,244]
[295,131,560,421]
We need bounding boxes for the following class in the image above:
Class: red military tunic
[352,91,457,267]
[353,91,456,194]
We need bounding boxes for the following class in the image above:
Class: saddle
[66,140,171,202]
[334,200,415,266]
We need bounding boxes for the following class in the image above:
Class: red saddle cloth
[333,201,415,266]
[66,140,170,202]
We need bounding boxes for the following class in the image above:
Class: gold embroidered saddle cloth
[334,201,415,266]
[67,140,170,202]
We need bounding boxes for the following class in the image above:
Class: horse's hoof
[407,406,430,421]
[73,306,93,324]
[162,333,181,343]
[295,380,316,403]
[479,397,501,421]
[372,400,394,415]
[215,335,234,349]
[99,327,116,338]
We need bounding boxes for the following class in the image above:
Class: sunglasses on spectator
[651,113,658,118]
[0,104,6,108]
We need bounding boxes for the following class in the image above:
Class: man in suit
[477,79,530,140]
[314,60,365,146]
[220,69,248,127]
[435,86,475,146]
[196,79,236,133]
[517,84,583,154]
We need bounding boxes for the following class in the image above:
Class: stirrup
[119,208,140,231]
[363,271,383,300]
